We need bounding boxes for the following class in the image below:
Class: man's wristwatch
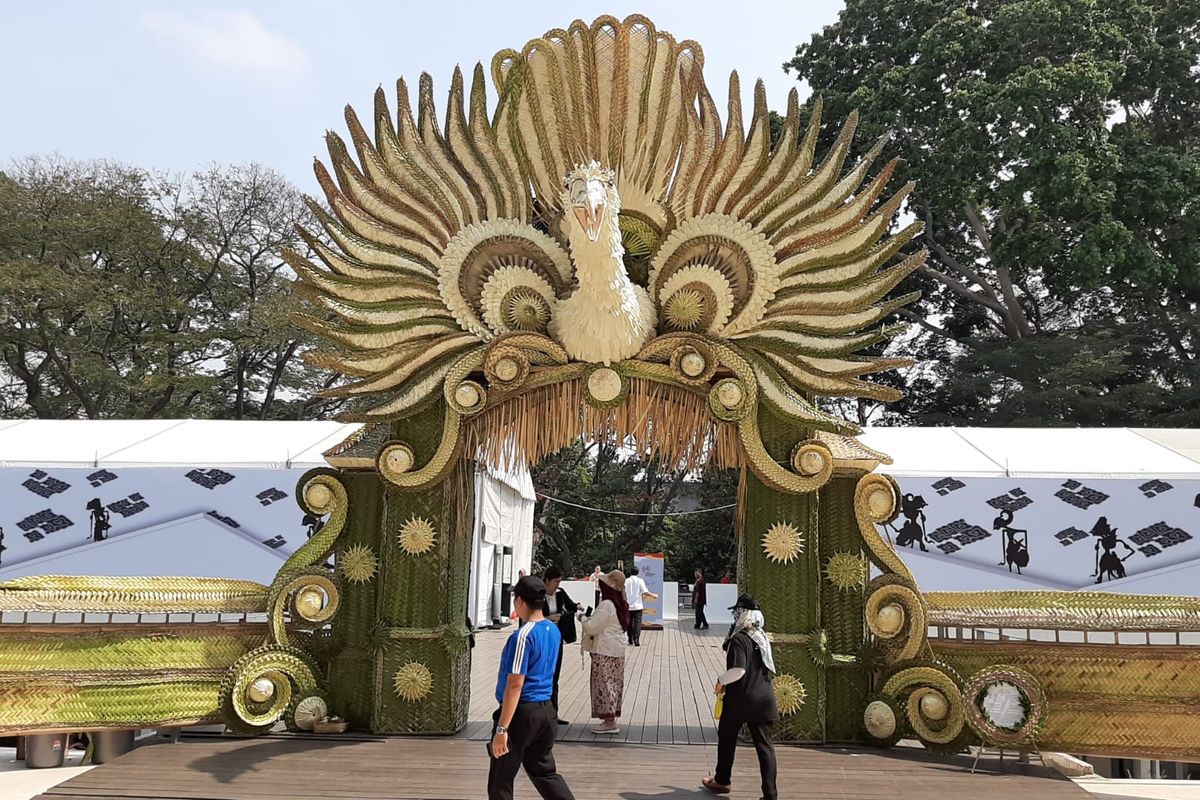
[495,725,508,735]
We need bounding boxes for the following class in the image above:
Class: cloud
[143,9,307,74]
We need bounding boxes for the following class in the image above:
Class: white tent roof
[857,427,1004,477]
[1133,429,1200,466]
[0,420,1197,478]
[0,420,356,469]
[0,419,186,467]
[954,427,1200,479]
[858,427,1200,479]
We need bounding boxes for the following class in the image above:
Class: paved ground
[31,735,1092,800]
[461,621,727,744]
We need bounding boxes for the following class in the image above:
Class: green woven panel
[379,485,447,629]
[740,472,818,636]
[0,679,223,731]
[326,470,384,728]
[818,477,866,653]
[328,649,375,729]
[372,632,470,734]
[332,471,384,650]
[817,476,869,742]
[824,667,868,743]
[770,641,823,742]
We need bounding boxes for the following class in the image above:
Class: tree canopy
[0,158,344,419]
[787,0,1200,426]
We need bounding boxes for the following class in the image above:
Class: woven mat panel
[0,678,222,732]
[372,633,470,734]
[327,648,375,730]
[740,471,818,635]
[380,484,447,629]
[0,628,259,674]
[770,641,824,742]
[936,640,1200,758]
[818,477,866,654]
[824,667,869,743]
[331,471,384,652]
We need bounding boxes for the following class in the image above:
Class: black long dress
[714,630,778,799]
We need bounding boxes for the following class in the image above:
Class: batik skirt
[589,653,625,719]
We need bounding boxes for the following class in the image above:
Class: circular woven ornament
[393,662,434,702]
[963,665,1047,747]
[862,692,905,747]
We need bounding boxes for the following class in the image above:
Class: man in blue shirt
[488,575,576,800]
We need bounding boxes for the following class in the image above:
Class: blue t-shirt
[495,618,560,704]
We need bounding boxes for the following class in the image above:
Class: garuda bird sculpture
[290,15,922,440]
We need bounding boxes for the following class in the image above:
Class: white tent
[858,427,1200,594]
[2,421,1198,598]
[0,421,536,611]
[0,512,288,583]
[467,459,537,627]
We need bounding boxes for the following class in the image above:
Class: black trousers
[694,604,708,628]
[487,701,575,800]
[550,642,564,712]
[714,714,777,800]
[628,610,644,645]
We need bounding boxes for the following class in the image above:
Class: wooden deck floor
[35,735,1089,800]
[461,620,727,744]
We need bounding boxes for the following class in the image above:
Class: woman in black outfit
[703,594,777,800]
[541,566,579,724]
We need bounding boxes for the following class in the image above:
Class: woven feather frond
[292,15,920,428]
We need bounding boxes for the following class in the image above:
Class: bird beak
[573,200,605,242]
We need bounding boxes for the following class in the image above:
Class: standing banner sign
[634,552,665,630]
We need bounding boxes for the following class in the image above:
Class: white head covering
[727,607,776,675]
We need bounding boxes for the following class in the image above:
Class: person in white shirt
[622,566,657,647]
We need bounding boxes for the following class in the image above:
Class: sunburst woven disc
[339,544,377,584]
[762,521,805,564]
[398,516,437,556]
[774,674,806,715]
[824,551,866,590]
[393,662,434,702]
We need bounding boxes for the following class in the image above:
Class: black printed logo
[1055,480,1109,510]
[87,469,118,487]
[929,519,991,552]
[22,470,70,498]
[262,535,287,549]
[186,469,236,489]
[1054,526,1090,546]
[19,509,74,541]
[256,488,288,506]
[1131,521,1192,558]
[932,477,965,496]
[1139,480,1173,498]
[986,488,1032,513]
[106,494,149,518]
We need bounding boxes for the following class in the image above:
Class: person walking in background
[719,571,733,584]
[623,566,657,647]
[541,566,578,725]
[588,565,603,607]
[702,594,778,799]
[581,570,629,735]
[488,575,575,800]
[692,570,709,630]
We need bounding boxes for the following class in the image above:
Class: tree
[0,157,344,419]
[787,0,1200,425]
[529,442,737,581]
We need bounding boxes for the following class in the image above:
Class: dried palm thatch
[925,590,1200,631]
[461,376,741,471]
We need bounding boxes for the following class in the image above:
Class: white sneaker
[591,725,620,735]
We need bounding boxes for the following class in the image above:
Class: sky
[0,1,844,193]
